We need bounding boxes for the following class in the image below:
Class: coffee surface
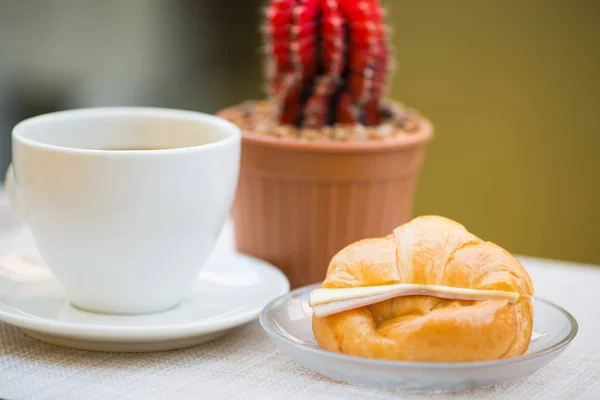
[101,146,176,151]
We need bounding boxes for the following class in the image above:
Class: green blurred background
[0,0,598,264]
[389,0,600,265]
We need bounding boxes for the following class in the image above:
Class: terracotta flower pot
[219,106,433,288]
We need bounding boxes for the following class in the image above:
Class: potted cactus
[219,0,433,288]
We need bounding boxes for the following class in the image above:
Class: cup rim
[12,107,241,155]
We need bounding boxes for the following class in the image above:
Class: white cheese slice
[309,284,521,317]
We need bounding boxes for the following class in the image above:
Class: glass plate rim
[259,283,578,370]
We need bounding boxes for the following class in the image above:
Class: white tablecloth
[1,188,599,399]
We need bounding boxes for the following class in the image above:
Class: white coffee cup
[5,107,240,314]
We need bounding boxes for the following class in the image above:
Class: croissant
[312,215,534,362]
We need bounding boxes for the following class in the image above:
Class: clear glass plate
[259,284,578,392]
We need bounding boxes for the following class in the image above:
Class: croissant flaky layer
[312,215,534,362]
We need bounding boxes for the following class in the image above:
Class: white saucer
[0,250,289,352]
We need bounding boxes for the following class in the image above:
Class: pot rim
[240,118,433,153]
[219,105,434,154]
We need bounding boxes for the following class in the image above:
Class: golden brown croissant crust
[312,215,534,362]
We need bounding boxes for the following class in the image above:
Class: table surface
[1,189,599,400]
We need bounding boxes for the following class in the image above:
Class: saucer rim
[259,283,578,370]
[0,253,290,341]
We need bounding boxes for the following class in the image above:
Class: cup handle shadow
[5,163,25,220]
